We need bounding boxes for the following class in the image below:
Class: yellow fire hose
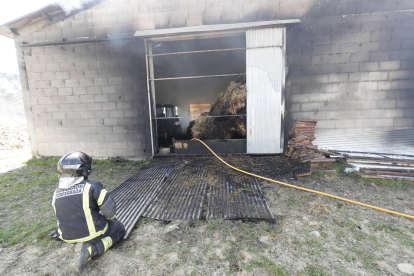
[191,138,414,220]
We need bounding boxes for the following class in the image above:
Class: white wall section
[246,27,285,153]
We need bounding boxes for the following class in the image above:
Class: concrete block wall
[12,0,414,156]
[18,40,148,157]
[286,1,414,135]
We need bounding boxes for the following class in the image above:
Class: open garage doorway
[146,33,247,155]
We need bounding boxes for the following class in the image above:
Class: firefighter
[52,151,126,274]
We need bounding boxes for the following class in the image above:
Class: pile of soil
[191,80,246,140]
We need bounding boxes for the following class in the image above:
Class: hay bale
[192,80,246,140]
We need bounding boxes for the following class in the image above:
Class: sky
[0,0,88,75]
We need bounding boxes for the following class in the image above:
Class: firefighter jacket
[52,179,117,243]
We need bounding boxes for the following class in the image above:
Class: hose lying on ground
[191,138,414,220]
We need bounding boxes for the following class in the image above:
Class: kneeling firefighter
[52,151,126,274]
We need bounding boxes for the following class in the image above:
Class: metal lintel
[149,73,245,81]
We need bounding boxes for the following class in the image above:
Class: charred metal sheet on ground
[142,165,208,220]
[207,175,274,220]
[110,165,174,238]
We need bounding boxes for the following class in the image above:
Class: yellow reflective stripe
[107,214,116,220]
[97,189,107,206]
[102,237,113,252]
[51,191,57,214]
[61,223,108,244]
[83,183,96,235]
[87,246,92,255]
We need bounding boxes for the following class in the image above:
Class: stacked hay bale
[191,80,246,140]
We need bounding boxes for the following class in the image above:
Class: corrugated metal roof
[314,128,414,156]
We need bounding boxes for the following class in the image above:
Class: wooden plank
[361,170,414,177]
[356,173,414,182]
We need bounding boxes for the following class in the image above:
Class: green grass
[331,161,352,174]
[299,265,328,276]
[0,156,150,248]
[360,177,413,188]
[243,256,286,275]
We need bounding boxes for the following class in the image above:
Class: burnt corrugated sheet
[207,176,274,220]
[110,166,174,238]
[110,162,274,238]
[142,165,208,220]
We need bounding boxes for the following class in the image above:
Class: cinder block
[98,126,113,134]
[59,104,74,112]
[381,81,399,91]
[36,80,51,89]
[349,72,369,82]
[311,35,330,46]
[381,41,401,51]
[94,110,111,119]
[116,101,132,109]
[66,96,81,104]
[38,97,52,105]
[80,110,95,119]
[113,126,128,134]
[52,96,66,104]
[335,119,355,129]
[388,70,411,80]
[58,88,73,96]
[73,87,88,95]
[384,109,405,118]
[358,81,378,92]
[32,64,46,73]
[88,103,103,111]
[90,118,105,126]
[311,55,329,65]
[354,119,375,128]
[27,73,42,81]
[80,78,94,87]
[301,102,319,112]
[328,73,348,83]
[379,61,400,71]
[369,52,389,62]
[53,112,67,120]
[331,33,350,45]
[60,63,76,71]
[319,101,339,111]
[102,102,117,110]
[95,95,110,102]
[301,65,321,75]
[376,99,396,109]
[330,54,349,64]
[359,62,379,72]
[87,86,102,95]
[52,55,67,63]
[38,55,53,64]
[85,70,99,79]
[94,78,109,86]
[65,79,79,88]
[104,118,118,125]
[389,50,411,61]
[109,77,123,85]
[291,93,310,103]
[80,95,95,103]
[350,32,370,43]
[371,31,391,42]
[366,91,386,100]
[110,110,124,118]
[84,127,98,134]
[55,71,70,80]
[46,63,60,72]
[394,118,414,127]
[368,72,388,81]
[102,86,117,94]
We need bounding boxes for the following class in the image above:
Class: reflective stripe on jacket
[51,179,114,243]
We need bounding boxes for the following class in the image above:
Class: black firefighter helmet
[57,152,93,177]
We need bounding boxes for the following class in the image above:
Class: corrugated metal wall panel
[313,128,414,156]
[246,27,285,153]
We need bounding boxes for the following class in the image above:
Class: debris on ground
[342,152,414,181]
[191,79,246,139]
[285,120,337,166]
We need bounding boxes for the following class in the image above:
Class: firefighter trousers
[86,219,125,256]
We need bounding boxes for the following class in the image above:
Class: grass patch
[331,161,352,174]
[0,157,150,248]
[311,170,325,177]
[243,256,286,275]
[299,265,328,276]
[360,177,413,188]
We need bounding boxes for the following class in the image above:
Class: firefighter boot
[71,242,98,274]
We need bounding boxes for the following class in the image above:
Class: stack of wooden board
[285,120,336,166]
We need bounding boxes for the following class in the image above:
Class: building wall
[12,0,414,156]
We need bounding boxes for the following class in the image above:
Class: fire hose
[191,138,414,220]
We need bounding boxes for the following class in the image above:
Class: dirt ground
[0,155,413,276]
